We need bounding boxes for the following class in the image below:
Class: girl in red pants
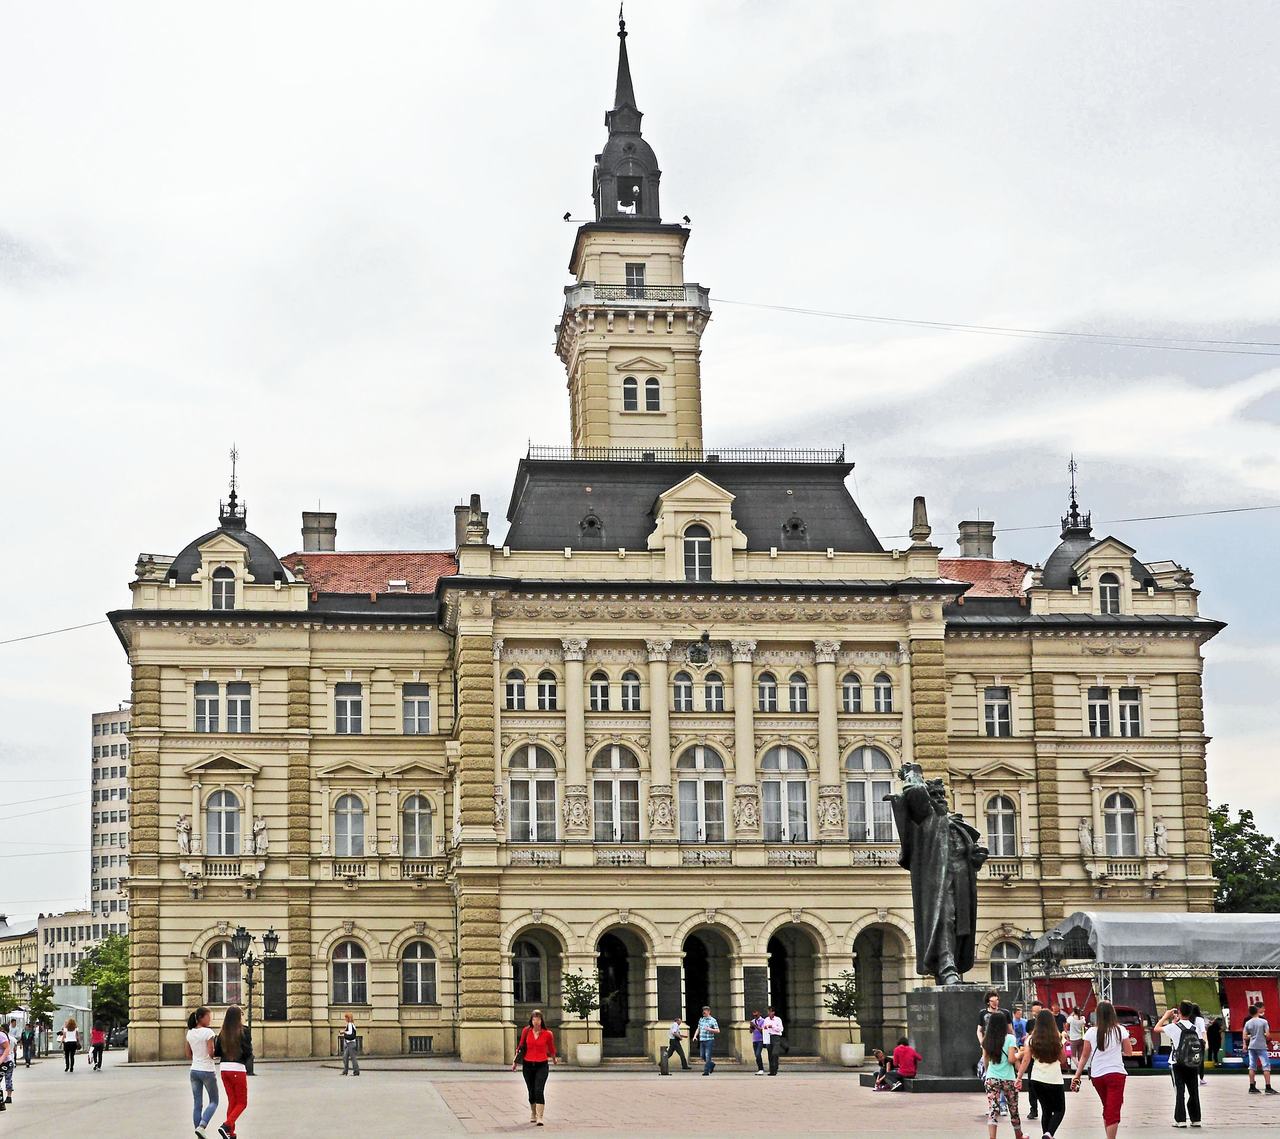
[214,1005,254,1138]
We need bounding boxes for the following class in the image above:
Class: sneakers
[754,1069,765,1075]
[1266,1087,1279,1095]
[1191,1123,1202,1128]
[218,1127,232,1139]
[1174,1122,1188,1129]
[1199,1078,1206,1086]
[1249,1085,1262,1094]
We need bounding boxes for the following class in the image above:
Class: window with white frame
[194,681,220,733]
[205,789,241,856]
[676,745,725,842]
[211,567,235,611]
[335,682,363,734]
[842,673,862,713]
[592,745,641,843]
[1103,791,1139,856]
[512,939,544,1003]
[401,940,437,1004]
[589,671,611,712]
[622,376,639,412]
[761,746,810,842]
[400,794,432,857]
[757,672,778,712]
[704,671,725,712]
[624,261,646,298]
[1118,687,1142,737]
[985,794,1018,857]
[509,745,557,843]
[873,673,894,713]
[846,746,896,843]
[645,377,660,412]
[403,683,431,734]
[1099,572,1121,615]
[620,670,642,712]
[226,682,251,733]
[984,686,1012,737]
[683,524,712,582]
[673,671,694,713]
[334,793,366,857]
[505,670,526,711]
[206,939,241,1005]
[990,941,1021,989]
[1088,686,1111,737]
[332,940,368,1004]
[788,672,809,713]
[536,671,558,712]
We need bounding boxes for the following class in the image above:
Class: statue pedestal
[868,985,986,1091]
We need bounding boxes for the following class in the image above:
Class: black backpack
[1173,1021,1203,1068]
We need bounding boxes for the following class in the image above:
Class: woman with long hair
[185,1006,219,1138]
[59,1017,79,1072]
[981,1010,1026,1139]
[213,1005,254,1139]
[510,1008,557,1126]
[1017,1009,1068,1139]
[1073,1001,1127,1139]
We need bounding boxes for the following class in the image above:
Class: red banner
[1223,976,1280,1035]
[1035,978,1096,1016]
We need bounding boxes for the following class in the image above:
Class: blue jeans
[700,1038,715,1074]
[191,1070,219,1128]
[752,1040,765,1070]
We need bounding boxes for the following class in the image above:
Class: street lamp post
[230,925,279,1067]
[14,966,52,1057]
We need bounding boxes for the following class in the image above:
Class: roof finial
[618,3,625,36]
[219,444,247,530]
[1061,453,1091,536]
[613,3,636,109]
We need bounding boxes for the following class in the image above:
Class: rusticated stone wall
[909,639,947,775]
[456,633,496,828]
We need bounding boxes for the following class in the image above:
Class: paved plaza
[3,1051,1280,1136]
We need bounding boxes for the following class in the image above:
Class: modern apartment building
[91,706,131,930]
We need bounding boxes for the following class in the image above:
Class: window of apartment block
[1088,686,1111,737]
[403,683,431,734]
[225,682,251,733]
[194,681,220,732]
[1118,687,1142,737]
[335,682,363,734]
[620,671,642,712]
[984,686,1012,737]
[588,672,611,712]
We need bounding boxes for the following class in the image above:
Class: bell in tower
[593,10,662,223]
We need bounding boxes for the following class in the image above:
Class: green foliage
[560,967,602,1043]
[28,985,56,1030]
[0,975,13,1015]
[71,933,130,1030]
[823,969,860,1043]
[1211,804,1280,912]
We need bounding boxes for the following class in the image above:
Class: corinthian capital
[813,639,841,663]
[730,639,757,662]
[560,637,589,661]
[645,639,673,659]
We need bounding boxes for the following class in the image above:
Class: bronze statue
[889,763,988,986]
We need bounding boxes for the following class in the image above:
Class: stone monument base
[900,983,988,1090]
[858,1073,981,1092]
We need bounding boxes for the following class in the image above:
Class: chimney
[957,520,995,558]
[454,503,470,550]
[301,511,337,552]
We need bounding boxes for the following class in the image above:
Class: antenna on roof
[1061,453,1091,535]
[219,444,247,529]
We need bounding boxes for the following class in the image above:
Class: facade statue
[1153,816,1168,857]
[1078,817,1094,860]
[252,815,269,855]
[890,763,988,986]
[176,814,192,855]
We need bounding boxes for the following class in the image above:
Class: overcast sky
[2,1,1278,922]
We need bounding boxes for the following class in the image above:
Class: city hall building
[110,20,1221,1062]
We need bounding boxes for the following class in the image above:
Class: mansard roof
[168,524,287,585]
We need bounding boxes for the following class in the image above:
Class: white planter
[839,1042,862,1067]
[576,1042,603,1068]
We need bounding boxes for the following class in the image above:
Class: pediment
[1086,754,1158,779]
[656,472,735,506]
[1074,536,1137,570]
[198,533,250,559]
[315,761,383,780]
[183,752,261,777]
[969,760,1033,782]
[611,355,668,374]
[386,759,447,780]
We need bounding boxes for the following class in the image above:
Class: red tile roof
[281,551,457,594]
[938,557,1030,598]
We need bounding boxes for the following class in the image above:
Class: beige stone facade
[110,19,1221,1064]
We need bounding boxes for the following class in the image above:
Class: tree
[1210,804,1280,912]
[822,969,860,1044]
[71,933,130,1031]
[560,968,601,1043]
[0,975,13,1016]
[29,985,56,1036]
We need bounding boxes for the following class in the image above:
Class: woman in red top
[511,1009,558,1126]
[90,1023,107,1071]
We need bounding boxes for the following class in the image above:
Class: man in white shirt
[666,1018,690,1071]
[761,1007,785,1076]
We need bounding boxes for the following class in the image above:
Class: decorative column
[561,638,590,836]
[492,640,505,832]
[814,639,844,835]
[730,640,760,835]
[191,781,203,854]
[646,639,674,835]
[898,641,916,767]
[321,785,331,855]
[242,780,254,855]
[367,782,378,856]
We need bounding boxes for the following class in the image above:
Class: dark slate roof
[502,458,883,553]
[1041,528,1149,589]
[944,596,1027,620]
[944,612,1224,634]
[168,520,287,585]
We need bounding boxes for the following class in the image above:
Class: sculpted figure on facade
[1078,817,1094,861]
[732,786,761,832]
[252,815,269,855]
[646,786,674,833]
[561,785,591,833]
[493,786,507,830]
[817,785,845,832]
[176,814,192,855]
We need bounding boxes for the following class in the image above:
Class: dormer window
[625,262,646,299]
[1099,572,1121,614]
[211,567,235,610]
[645,377,660,411]
[683,524,712,582]
[623,377,638,411]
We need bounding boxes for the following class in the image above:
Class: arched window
[334,794,366,857]
[676,745,725,842]
[589,671,611,712]
[536,671,558,712]
[512,938,543,1004]
[645,377,660,411]
[761,746,809,842]
[1103,791,1139,856]
[757,672,778,712]
[504,670,526,712]
[842,673,862,714]
[673,671,694,713]
[683,524,712,582]
[788,672,809,713]
[332,940,368,1004]
[206,939,241,1005]
[704,671,725,712]
[401,941,437,1005]
[873,673,894,713]
[509,745,557,843]
[986,794,1018,857]
[990,941,1021,989]
[845,746,895,843]
[592,745,640,843]
[620,670,642,712]
[622,376,639,412]
[211,567,235,610]
[401,794,432,858]
[1099,572,1121,615]
[205,789,241,857]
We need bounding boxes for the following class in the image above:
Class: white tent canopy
[1033,911,1280,969]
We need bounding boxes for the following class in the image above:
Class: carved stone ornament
[251,815,268,855]
[560,638,589,661]
[321,835,331,855]
[617,909,630,925]
[415,921,427,935]
[343,920,355,935]
[813,640,841,663]
[646,785,675,833]
[705,908,717,924]
[1153,816,1168,857]
[531,908,543,924]
[176,814,193,854]
[730,639,757,662]
[732,785,761,832]
[493,787,507,829]
[561,785,591,833]
[817,785,845,832]
[187,630,258,646]
[645,638,673,658]
[217,920,230,935]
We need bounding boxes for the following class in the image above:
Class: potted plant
[823,970,862,1066]
[562,967,603,1067]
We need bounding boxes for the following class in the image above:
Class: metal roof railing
[526,444,846,464]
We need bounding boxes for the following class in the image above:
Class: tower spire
[1060,453,1091,536]
[219,444,247,530]
[593,10,661,222]
[614,5,636,110]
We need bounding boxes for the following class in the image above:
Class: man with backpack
[1157,1001,1204,1127]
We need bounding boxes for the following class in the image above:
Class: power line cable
[0,801,89,823]
[0,620,109,647]
[0,790,88,809]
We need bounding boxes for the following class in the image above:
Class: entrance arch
[682,927,734,1041]
[766,925,820,1054]
[509,926,565,1029]
[596,927,648,1056]
[853,924,909,1052]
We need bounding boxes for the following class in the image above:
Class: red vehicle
[1113,1005,1153,1067]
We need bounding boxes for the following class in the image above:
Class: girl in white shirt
[1072,1001,1127,1139]
[185,1006,219,1138]
[59,1017,80,1073]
